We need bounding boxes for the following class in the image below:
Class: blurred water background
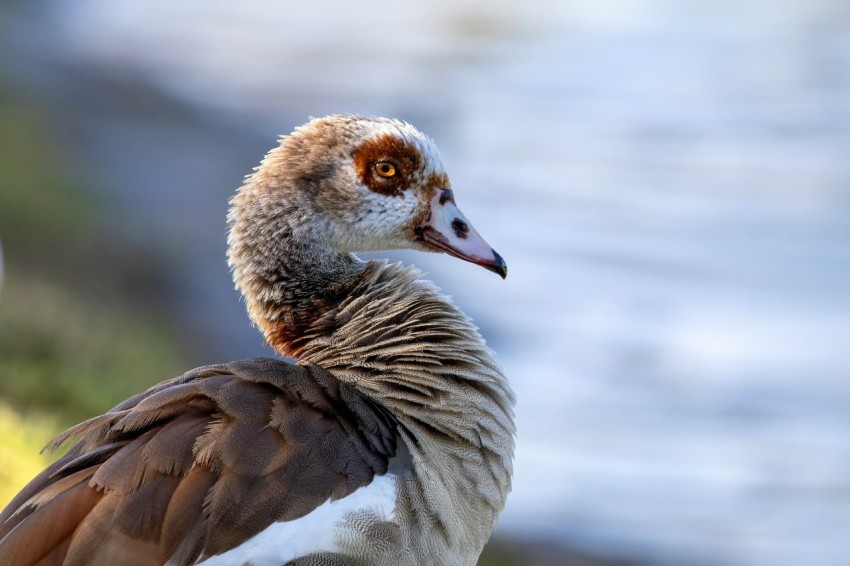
[1,1,849,564]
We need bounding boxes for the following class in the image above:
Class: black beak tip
[486,250,508,279]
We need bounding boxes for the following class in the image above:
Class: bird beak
[415,188,508,279]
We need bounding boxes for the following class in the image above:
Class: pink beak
[415,188,507,279]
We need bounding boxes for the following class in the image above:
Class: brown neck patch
[255,266,370,359]
[262,295,338,359]
[352,134,423,197]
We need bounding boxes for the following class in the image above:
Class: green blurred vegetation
[0,90,187,505]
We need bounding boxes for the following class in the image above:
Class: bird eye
[374,162,397,178]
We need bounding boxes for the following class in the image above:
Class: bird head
[244,115,506,278]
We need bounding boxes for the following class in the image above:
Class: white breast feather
[192,474,398,566]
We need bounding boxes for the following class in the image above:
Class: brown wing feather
[0,359,399,566]
[0,468,101,565]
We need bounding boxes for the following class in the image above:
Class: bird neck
[228,198,367,358]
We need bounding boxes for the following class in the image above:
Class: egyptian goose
[0,115,515,566]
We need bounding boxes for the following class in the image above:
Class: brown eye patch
[352,134,423,197]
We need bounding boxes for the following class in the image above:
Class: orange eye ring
[374,161,397,178]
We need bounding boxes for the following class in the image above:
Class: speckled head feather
[229,116,446,259]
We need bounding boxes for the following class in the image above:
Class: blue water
[4,1,850,563]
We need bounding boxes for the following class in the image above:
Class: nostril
[451,219,469,238]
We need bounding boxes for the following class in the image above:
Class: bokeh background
[1,1,849,564]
